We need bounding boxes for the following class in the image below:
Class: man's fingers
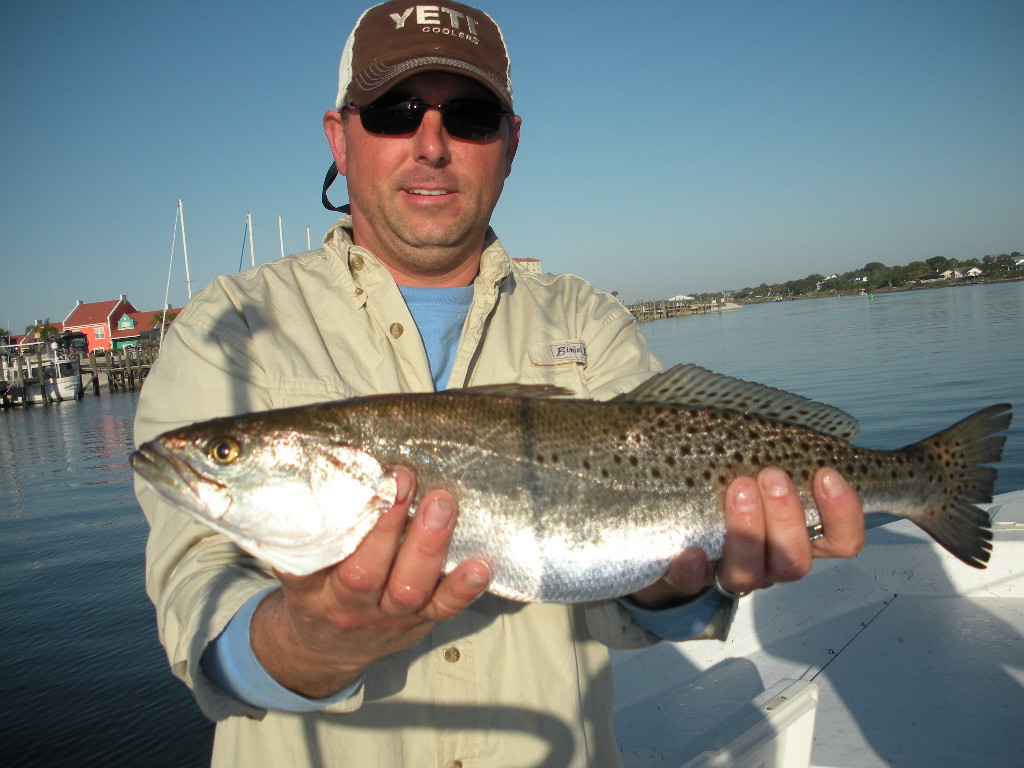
[426,560,492,620]
[716,475,767,595]
[381,491,459,615]
[758,467,815,583]
[811,467,866,558]
[331,467,416,601]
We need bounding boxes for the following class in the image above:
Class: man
[135,3,864,765]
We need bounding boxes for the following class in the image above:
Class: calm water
[0,281,1020,766]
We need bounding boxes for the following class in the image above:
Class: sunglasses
[343,94,510,141]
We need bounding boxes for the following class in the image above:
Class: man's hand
[250,467,491,700]
[630,467,865,609]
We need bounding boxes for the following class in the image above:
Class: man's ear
[323,109,348,176]
[504,115,522,179]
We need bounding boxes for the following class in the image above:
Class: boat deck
[612,489,1024,767]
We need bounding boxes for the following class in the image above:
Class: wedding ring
[808,523,826,541]
[714,574,751,600]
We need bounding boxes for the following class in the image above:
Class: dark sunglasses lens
[441,99,505,140]
[359,99,422,135]
[358,97,505,139]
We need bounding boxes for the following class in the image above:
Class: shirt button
[355,287,364,296]
[350,254,365,270]
[443,646,461,663]
[447,761,463,768]
[390,322,404,339]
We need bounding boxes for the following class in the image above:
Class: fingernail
[760,468,791,498]
[395,471,413,504]
[733,481,758,513]
[466,562,492,590]
[820,468,849,501]
[423,497,454,531]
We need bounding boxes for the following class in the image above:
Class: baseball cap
[336,1,514,112]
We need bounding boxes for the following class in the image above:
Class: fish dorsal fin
[611,363,861,440]
[457,383,575,399]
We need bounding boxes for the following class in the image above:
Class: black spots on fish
[685,476,696,488]
[600,468,610,479]
[732,451,744,464]
[714,443,726,456]
[613,454,623,465]
[629,455,640,467]
[665,454,677,468]
[651,467,662,480]
[582,459,592,471]
[800,468,812,482]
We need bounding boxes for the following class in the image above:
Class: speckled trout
[131,364,1011,602]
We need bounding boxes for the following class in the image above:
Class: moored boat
[1,352,83,404]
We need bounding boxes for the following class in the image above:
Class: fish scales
[131,364,1013,603]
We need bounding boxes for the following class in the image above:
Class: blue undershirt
[201,285,724,710]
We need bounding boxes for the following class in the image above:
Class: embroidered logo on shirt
[548,341,587,364]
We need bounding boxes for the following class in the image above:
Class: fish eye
[208,437,242,464]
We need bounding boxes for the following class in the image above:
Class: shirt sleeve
[200,588,363,712]
[617,589,728,642]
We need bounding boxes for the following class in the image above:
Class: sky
[2,0,1022,331]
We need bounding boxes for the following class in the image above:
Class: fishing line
[810,593,898,681]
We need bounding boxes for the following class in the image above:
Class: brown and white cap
[336,1,514,112]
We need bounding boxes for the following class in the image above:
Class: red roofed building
[63,295,139,352]
[512,257,542,274]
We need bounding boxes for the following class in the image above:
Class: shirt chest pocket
[524,339,590,395]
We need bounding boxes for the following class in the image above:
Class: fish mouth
[131,440,231,516]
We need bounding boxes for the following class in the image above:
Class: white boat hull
[613,489,1024,767]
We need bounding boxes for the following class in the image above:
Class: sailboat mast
[278,216,284,260]
[179,198,193,299]
[247,213,255,267]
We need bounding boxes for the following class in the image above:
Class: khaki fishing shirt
[135,218,733,768]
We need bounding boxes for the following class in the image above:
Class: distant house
[963,267,984,278]
[940,269,964,280]
[512,257,542,274]
[1014,257,1024,270]
[110,307,183,350]
[63,295,139,352]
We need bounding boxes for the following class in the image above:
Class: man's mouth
[407,188,452,197]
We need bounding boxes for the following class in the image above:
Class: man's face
[325,72,520,286]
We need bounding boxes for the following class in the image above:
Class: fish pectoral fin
[611,363,861,440]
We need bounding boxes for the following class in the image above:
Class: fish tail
[905,403,1012,568]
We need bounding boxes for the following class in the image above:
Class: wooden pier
[627,297,742,323]
[81,347,158,395]
[2,347,157,408]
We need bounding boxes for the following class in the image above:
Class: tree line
[728,252,1022,301]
